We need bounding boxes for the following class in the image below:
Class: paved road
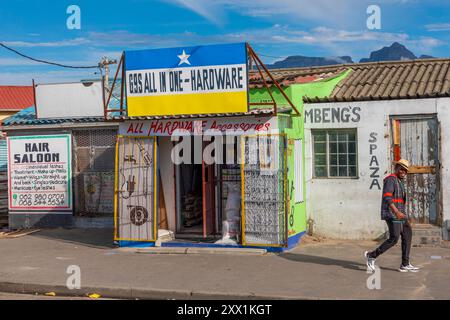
[0,228,449,299]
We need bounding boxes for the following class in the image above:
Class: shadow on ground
[29,228,116,249]
[278,252,399,272]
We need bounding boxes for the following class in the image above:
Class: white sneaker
[399,263,420,273]
[364,251,376,272]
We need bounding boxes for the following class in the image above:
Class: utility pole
[98,56,117,94]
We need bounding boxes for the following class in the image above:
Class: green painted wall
[249,70,351,241]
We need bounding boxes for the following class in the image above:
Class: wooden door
[393,117,440,224]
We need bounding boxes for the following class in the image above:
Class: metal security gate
[115,136,157,242]
[73,129,117,216]
[392,116,440,225]
[0,138,7,227]
[241,134,287,247]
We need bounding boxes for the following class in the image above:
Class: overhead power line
[0,42,99,69]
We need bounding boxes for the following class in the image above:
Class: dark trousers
[369,219,412,266]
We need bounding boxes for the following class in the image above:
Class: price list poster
[7,134,72,214]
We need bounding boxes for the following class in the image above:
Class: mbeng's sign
[7,135,72,213]
[125,43,248,117]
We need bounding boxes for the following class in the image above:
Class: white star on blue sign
[177,50,191,66]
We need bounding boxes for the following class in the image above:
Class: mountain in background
[266,55,354,69]
[266,42,435,69]
[360,42,419,63]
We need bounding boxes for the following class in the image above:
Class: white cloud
[164,0,420,27]
[3,38,89,47]
[1,23,444,84]
[0,70,97,85]
[165,0,365,26]
[426,23,450,32]
[0,58,41,66]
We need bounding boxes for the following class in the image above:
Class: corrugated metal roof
[1,106,105,126]
[0,86,34,110]
[2,105,289,127]
[300,58,450,103]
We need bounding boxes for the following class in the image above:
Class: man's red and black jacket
[381,174,407,221]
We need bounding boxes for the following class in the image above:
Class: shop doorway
[174,136,240,241]
[176,163,204,235]
[174,135,219,240]
[391,115,441,225]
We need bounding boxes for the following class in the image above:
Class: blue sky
[0,0,449,84]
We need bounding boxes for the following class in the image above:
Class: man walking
[365,159,419,273]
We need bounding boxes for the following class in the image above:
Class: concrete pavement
[0,228,449,299]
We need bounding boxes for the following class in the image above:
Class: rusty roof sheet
[249,66,347,88]
[300,58,450,103]
[0,86,34,110]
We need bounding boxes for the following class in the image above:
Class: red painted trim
[172,142,177,234]
[394,145,401,162]
[202,157,206,238]
[32,79,39,119]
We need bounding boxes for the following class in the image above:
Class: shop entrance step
[135,246,267,255]
[412,224,442,247]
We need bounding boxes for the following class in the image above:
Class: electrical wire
[0,42,99,69]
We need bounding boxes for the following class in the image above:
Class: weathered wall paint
[304,97,450,240]
[249,69,352,240]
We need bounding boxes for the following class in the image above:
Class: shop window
[73,128,118,216]
[312,129,358,178]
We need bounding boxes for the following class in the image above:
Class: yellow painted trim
[127,91,248,117]
[240,135,246,246]
[283,137,288,247]
[114,136,120,240]
[153,137,158,242]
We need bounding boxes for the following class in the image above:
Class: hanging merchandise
[115,136,156,242]
[182,192,202,227]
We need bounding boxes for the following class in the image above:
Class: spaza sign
[305,106,361,124]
